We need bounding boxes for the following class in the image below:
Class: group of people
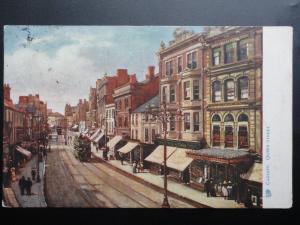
[204,178,238,200]
[132,161,144,173]
[18,176,33,196]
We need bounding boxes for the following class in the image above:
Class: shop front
[117,141,140,164]
[187,148,252,202]
[144,145,176,175]
[166,148,193,183]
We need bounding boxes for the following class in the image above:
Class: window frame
[177,56,183,73]
[169,85,176,103]
[224,43,235,64]
[193,112,200,131]
[193,80,200,100]
[224,79,235,101]
[212,47,221,66]
[187,51,197,69]
[183,81,191,100]
[184,113,191,131]
[166,60,173,76]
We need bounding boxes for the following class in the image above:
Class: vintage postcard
[2,26,292,208]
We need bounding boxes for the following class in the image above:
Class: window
[124,117,128,127]
[187,51,197,69]
[193,80,200,100]
[212,125,220,146]
[193,112,200,131]
[125,97,129,109]
[184,81,191,100]
[212,47,221,66]
[212,81,221,102]
[224,43,235,64]
[170,85,176,103]
[224,79,235,101]
[225,126,234,147]
[212,114,221,122]
[166,61,173,76]
[152,129,156,142]
[145,128,149,142]
[132,130,134,139]
[170,115,175,131]
[238,114,248,122]
[238,126,249,148]
[162,86,167,103]
[136,130,138,140]
[135,114,138,125]
[224,114,234,122]
[132,115,134,125]
[184,113,190,131]
[238,39,249,61]
[238,77,249,100]
[177,57,182,73]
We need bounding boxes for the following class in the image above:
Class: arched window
[238,77,249,100]
[224,114,234,122]
[212,81,221,102]
[224,79,235,101]
[238,113,249,122]
[212,114,221,122]
[238,113,249,148]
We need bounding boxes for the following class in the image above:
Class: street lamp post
[34,113,42,183]
[145,101,171,208]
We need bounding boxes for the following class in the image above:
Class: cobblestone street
[45,144,195,208]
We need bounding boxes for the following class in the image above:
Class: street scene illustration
[3,26,262,208]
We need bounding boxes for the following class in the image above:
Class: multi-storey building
[113,66,159,138]
[87,87,97,129]
[96,69,131,129]
[158,28,205,145]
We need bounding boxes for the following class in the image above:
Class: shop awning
[107,135,123,149]
[166,148,193,171]
[16,146,32,159]
[186,148,250,164]
[93,132,105,143]
[144,145,176,165]
[89,128,101,141]
[240,162,262,184]
[72,124,78,129]
[82,129,89,134]
[118,142,139,154]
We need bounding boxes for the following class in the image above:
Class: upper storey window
[224,43,235,64]
[224,79,235,101]
[177,57,183,73]
[212,47,221,66]
[187,51,197,69]
[166,61,173,76]
[238,39,250,61]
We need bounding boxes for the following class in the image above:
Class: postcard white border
[263,27,293,208]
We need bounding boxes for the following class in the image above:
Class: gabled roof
[133,95,160,113]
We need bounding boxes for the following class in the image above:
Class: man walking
[18,176,26,195]
[31,168,36,181]
[204,178,210,197]
[25,177,33,195]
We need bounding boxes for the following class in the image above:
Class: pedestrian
[18,176,26,195]
[132,161,137,173]
[222,181,229,199]
[210,178,216,197]
[25,177,33,195]
[204,178,210,197]
[227,181,233,199]
[140,163,144,172]
[217,182,222,196]
[31,168,36,181]
[120,153,124,165]
[232,182,237,201]
[137,162,140,173]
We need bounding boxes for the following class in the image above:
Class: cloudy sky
[4,26,203,114]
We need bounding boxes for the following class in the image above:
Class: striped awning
[166,148,193,171]
[240,163,262,184]
[93,132,105,143]
[89,128,101,141]
[16,146,32,159]
[107,135,123,149]
[118,142,139,154]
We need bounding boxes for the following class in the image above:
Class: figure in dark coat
[31,168,36,181]
[18,176,26,195]
[25,177,33,195]
[204,179,210,197]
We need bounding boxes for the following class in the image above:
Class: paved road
[45,144,194,208]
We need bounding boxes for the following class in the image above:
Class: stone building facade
[202,26,262,156]
[158,28,205,143]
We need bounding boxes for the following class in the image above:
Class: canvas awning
[240,163,262,184]
[89,128,101,141]
[107,135,123,149]
[166,148,193,171]
[144,145,176,165]
[93,131,105,143]
[16,146,32,159]
[118,142,139,154]
[72,124,78,129]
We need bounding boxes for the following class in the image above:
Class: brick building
[113,66,159,138]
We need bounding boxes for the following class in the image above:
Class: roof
[240,163,262,184]
[186,148,250,164]
[166,148,193,171]
[133,95,160,113]
[144,145,176,164]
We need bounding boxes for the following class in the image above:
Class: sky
[4,26,203,114]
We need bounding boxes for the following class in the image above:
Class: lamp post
[145,101,171,208]
[34,113,42,183]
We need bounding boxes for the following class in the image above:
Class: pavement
[11,155,47,208]
[89,144,245,208]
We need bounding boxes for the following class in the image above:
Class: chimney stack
[117,69,128,78]
[129,74,137,84]
[146,66,155,80]
[3,84,11,101]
